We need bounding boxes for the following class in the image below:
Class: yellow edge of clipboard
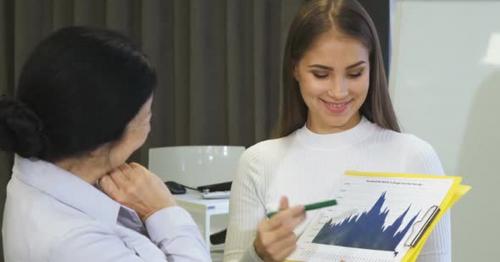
[346,171,471,262]
[286,171,471,262]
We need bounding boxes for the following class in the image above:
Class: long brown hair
[275,0,399,137]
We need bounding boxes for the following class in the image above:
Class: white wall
[390,1,500,261]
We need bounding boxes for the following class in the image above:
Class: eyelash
[348,72,363,78]
[311,71,364,79]
[313,72,329,79]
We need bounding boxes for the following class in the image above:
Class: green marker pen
[266,199,338,218]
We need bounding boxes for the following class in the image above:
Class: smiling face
[294,28,370,134]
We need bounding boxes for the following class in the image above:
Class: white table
[174,190,229,246]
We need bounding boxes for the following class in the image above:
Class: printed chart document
[288,171,470,262]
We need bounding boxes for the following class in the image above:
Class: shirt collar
[12,155,122,226]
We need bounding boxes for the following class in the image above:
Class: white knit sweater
[223,118,451,262]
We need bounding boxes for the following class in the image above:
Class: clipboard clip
[404,205,440,247]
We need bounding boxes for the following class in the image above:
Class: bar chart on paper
[288,172,457,262]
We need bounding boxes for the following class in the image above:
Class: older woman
[0,26,210,262]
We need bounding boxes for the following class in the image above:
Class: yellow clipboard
[346,171,471,262]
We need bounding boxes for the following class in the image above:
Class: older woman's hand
[100,162,176,221]
[254,196,305,262]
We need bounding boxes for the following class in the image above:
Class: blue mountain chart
[312,192,420,251]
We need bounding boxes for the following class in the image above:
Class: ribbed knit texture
[223,118,451,262]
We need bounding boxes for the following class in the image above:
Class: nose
[327,76,349,99]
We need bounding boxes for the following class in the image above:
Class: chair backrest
[148,146,245,188]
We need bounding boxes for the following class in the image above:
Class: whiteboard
[390,1,500,261]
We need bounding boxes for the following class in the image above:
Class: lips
[321,99,351,114]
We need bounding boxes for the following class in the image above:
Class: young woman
[0,27,210,262]
[224,0,450,261]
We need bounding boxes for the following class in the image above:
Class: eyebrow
[308,60,367,70]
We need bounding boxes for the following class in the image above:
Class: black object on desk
[165,181,187,194]
[210,229,227,245]
[196,181,232,192]
[164,181,232,194]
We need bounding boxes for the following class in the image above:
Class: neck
[306,113,362,134]
[55,155,111,185]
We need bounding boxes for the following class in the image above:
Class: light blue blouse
[2,156,211,262]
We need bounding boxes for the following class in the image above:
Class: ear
[293,64,300,82]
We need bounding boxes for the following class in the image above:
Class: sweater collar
[295,117,376,150]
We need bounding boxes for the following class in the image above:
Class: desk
[174,190,229,246]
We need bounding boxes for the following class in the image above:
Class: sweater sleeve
[223,147,266,262]
[403,136,452,262]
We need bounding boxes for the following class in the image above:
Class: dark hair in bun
[0,26,156,161]
[0,96,47,158]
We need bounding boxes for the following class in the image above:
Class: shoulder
[8,177,112,234]
[8,176,110,230]
[4,179,112,260]
[371,127,444,174]
[234,134,298,189]
[240,134,295,166]
[380,128,435,151]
